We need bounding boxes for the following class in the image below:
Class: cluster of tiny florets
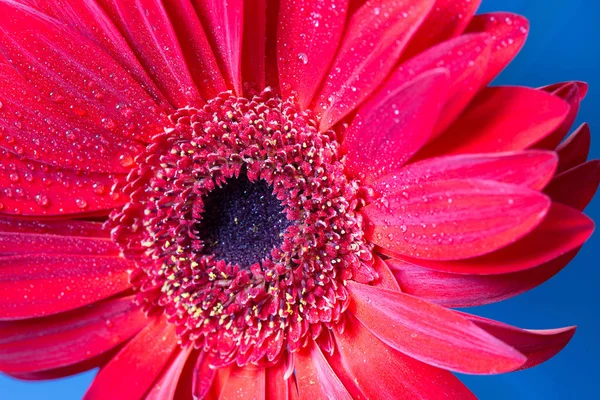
[110,89,376,367]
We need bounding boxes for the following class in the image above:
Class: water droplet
[75,198,88,209]
[93,183,107,195]
[35,194,50,207]
[119,152,134,168]
[101,118,116,130]
[298,53,308,65]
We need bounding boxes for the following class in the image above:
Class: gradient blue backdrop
[0,0,598,398]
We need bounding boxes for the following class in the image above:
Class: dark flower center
[198,173,292,268]
[110,89,377,368]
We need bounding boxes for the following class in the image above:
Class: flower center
[198,173,292,268]
[109,89,377,367]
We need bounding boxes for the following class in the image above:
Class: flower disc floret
[110,89,376,367]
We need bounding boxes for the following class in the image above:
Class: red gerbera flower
[0,0,597,398]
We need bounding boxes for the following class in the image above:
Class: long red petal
[0,254,134,320]
[0,150,126,216]
[389,34,492,138]
[6,347,120,381]
[192,351,217,400]
[0,217,107,238]
[389,250,579,307]
[329,315,476,399]
[217,367,266,400]
[402,0,481,60]
[371,254,401,291]
[145,347,193,400]
[343,69,449,182]
[0,296,146,374]
[394,202,593,275]
[277,0,348,109]
[84,317,178,400]
[347,281,526,373]
[544,160,600,211]
[460,312,577,371]
[363,179,550,260]
[556,123,591,173]
[374,150,558,196]
[534,82,585,149]
[192,0,244,95]
[0,3,168,143]
[295,343,352,400]
[242,0,267,91]
[0,63,142,173]
[162,0,228,100]
[19,0,172,109]
[265,362,293,400]
[416,87,570,159]
[314,0,435,130]
[0,232,118,257]
[465,13,529,85]
[96,0,201,108]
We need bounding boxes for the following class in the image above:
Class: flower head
[0,0,597,398]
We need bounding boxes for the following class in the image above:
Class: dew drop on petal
[35,194,50,207]
[75,198,88,209]
[298,53,309,65]
[119,152,134,168]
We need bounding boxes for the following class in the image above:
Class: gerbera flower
[0,0,597,398]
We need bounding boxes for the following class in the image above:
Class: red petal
[556,124,591,173]
[0,3,168,143]
[314,0,435,130]
[396,202,594,275]
[217,367,266,400]
[0,232,118,257]
[20,0,172,109]
[0,254,134,320]
[363,179,551,260]
[97,0,201,108]
[460,312,577,371]
[0,150,126,216]
[0,296,146,374]
[343,69,449,182]
[329,315,476,399]
[392,33,491,125]
[242,0,267,91]
[541,81,588,100]
[371,254,401,291]
[84,317,178,400]
[347,281,526,374]
[0,63,143,173]
[465,13,529,85]
[534,82,584,149]
[6,347,120,381]
[416,87,570,159]
[402,0,481,60]
[162,0,228,100]
[389,250,578,307]
[0,217,107,238]
[145,347,193,400]
[264,0,281,90]
[192,352,217,400]
[544,160,600,211]
[295,343,352,400]
[265,362,293,400]
[277,0,348,109]
[375,150,558,196]
[192,0,244,95]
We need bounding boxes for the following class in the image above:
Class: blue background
[0,0,598,399]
